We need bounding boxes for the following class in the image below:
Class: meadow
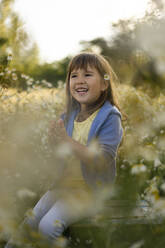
[0,71,165,247]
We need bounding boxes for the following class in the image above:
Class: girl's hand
[48,119,68,145]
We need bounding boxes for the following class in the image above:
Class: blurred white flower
[47,82,52,88]
[56,142,72,158]
[17,188,36,200]
[157,136,165,149]
[57,80,63,89]
[12,73,18,81]
[21,74,29,80]
[7,70,11,75]
[41,103,47,109]
[25,209,35,219]
[76,238,80,243]
[154,158,161,167]
[139,145,157,161]
[15,173,21,178]
[41,135,47,145]
[41,79,47,84]
[26,79,33,86]
[7,54,12,61]
[54,236,68,248]
[88,140,101,155]
[153,199,165,216]
[131,164,147,174]
[160,183,165,192]
[156,59,165,74]
[91,45,102,54]
[129,240,144,248]
[85,239,93,244]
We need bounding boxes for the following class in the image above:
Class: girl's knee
[38,217,66,240]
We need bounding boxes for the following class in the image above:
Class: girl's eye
[71,75,77,78]
[85,73,92,77]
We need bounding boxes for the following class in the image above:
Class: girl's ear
[101,80,108,91]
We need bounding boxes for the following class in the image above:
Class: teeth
[76,88,88,92]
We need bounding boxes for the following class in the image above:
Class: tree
[79,2,165,95]
[30,56,71,87]
[0,0,39,75]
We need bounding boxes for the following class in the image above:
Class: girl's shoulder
[60,109,78,122]
[60,101,121,124]
[99,101,122,119]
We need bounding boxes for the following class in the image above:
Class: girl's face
[69,65,107,111]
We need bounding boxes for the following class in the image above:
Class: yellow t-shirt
[61,109,100,189]
[72,109,100,145]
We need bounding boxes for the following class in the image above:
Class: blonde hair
[65,52,125,122]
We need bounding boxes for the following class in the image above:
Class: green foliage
[30,56,71,87]
[0,65,53,90]
[0,0,39,81]
[79,7,165,96]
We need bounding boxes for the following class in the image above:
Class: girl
[5,52,124,247]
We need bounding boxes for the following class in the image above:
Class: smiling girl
[5,52,124,247]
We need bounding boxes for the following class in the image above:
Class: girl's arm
[48,113,123,185]
[48,119,109,173]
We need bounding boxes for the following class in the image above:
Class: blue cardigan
[62,101,123,188]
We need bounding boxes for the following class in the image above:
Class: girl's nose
[77,75,86,84]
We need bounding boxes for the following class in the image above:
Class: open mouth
[75,88,88,94]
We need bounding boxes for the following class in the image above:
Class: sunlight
[14,0,150,62]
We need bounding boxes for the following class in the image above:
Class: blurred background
[0,0,165,94]
[0,0,165,247]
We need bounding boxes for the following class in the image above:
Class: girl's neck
[76,95,106,122]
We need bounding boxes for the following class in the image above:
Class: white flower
[54,236,68,248]
[88,140,101,155]
[153,199,165,216]
[104,74,110,80]
[17,188,36,199]
[131,164,147,174]
[57,80,63,88]
[76,238,80,243]
[7,54,12,61]
[129,240,144,248]
[7,70,11,74]
[12,73,18,81]
[154,158,161,168]
[21,74,29,80]
[140,165,147,172]
[56,142,72,158]
[27,81,33,86]
[46,82,52,88]
[41,135,47,145]
[85,239,92,244]
[160,183,165,192]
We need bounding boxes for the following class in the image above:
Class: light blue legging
[5,189,98,247]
